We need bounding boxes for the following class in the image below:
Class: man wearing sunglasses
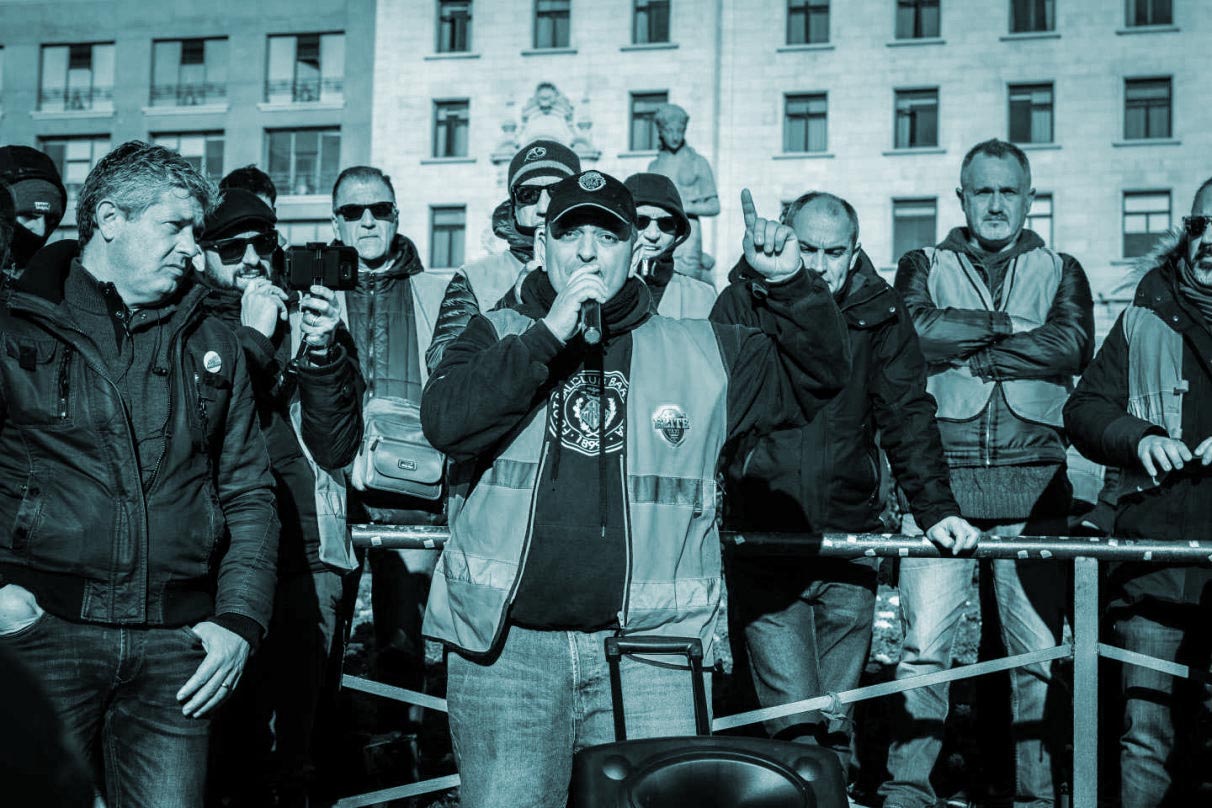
[623,172,716,319]
[330,165,453,735]
[197,189,364,807]
[426,139,581,375]
[1065,177,1212,808]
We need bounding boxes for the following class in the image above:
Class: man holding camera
[197,189,365,806]
[421,171,851,807]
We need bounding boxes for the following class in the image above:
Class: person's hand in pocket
[0,584,44,635]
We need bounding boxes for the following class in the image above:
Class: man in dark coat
[1064,176,1212,808]
[714,190,977,784]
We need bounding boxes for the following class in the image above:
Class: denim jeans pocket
[0,608,50,640]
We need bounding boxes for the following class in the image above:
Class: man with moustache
[196,189,363,807]
[1064,177,1212,808]
[883,139,1094,808]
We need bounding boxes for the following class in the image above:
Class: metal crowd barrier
[338,525,1212,808]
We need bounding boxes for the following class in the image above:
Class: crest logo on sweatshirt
[525,145,547,161]
[652,405,690,447]
[549,370,628,456]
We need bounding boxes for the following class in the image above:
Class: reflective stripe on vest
[1117,304,1186,499]
[923,246,1071,425]
[423,309,728,659]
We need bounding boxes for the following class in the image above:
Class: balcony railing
[38,86,114,112]
[264,77,344,104]
[149,82,227,108]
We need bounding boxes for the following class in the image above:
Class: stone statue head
[654,104,689,152]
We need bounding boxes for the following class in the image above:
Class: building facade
[0,0,375,244]
[372,0,1211,335]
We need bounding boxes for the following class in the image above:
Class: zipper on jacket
[142,331,181,493]
[57,346,73,420]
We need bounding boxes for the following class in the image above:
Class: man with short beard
[196,189,364,807]
[1064,177,1212,808]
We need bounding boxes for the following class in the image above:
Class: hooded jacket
[895,227,1094,470]
[716,251,959,536]
[0,147,67,271]
[1064,257,1212,611]
[421,267,851,657]
[624,172,716,318]
[199,280,364,576]
[0,248,279,640]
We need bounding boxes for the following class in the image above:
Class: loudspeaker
[568,636,848,808]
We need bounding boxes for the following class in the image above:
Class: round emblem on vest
[652,405,690,447]
[579,171,606,192]
[203,350,223,374]
[525,145,547,161]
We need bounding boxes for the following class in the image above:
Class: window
[787,0,829,45]
[630,91,668,151]
[895,0,940,39]
[265,33,344,104]
[1124,77,1171,140]
[1010,0,1054,33]
[534,0,571,49]
[39,43,115,112]
[894,89,938,149]
[1126,0,1172,26]
[1027,192,1053,245]
[433,100,470,158]
[430,206,466,268]
[634,0,671,44]
[1008,83,1054,144]
[892,198,937,261]
[1122,191,1170,258]
[39,136,111,229]
[279,220,333,248]
[437,0,472,52]
[265,128,341,196]
[784,93,828,153]
[152,133,225,182]
[151,38,227,107]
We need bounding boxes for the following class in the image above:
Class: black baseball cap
[202,189,276,241]
[546,170,636,237]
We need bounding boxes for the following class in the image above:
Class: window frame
[150,37,228,107]
[533,0,572,49]
[1007,82,1054,144]
[633,0,672,45]
[786,0,830,46]
[38,134,112,229]
[38,42,115,112]
[1123,76,1172,140]
[893,87,939,149]
[1026,192,1053,246]
[1009,0,1055,33]
[892,197,938,262]
[264,32,345,104]
[150,131,226,182]
[436,0,473,53]
[783,92,828,153]
[629,91,669,152]
[895,0,941,39]
[429,205,467,269]
[264,127,342,197]
[1122,190,1171,258]
[432,99,471,158]
[1125,0,1172,27]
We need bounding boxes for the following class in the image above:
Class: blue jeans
[1116,610,1212,808]
[446,623,711,808]
[0,611,210,807]
[730,557,877,773]
[880,522,1064,808]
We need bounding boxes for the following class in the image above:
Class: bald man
[713,191,976,785]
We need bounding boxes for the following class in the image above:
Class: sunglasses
[201,232,279,264]
[636,215,678,234]
[512,184,548,206]
[1183,215,1212,239]
[334,202,398,222]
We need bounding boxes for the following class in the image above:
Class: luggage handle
[604,635,711,741]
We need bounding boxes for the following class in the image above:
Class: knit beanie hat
[623,172,691,243]
[507,140,581,192]
[0,146,67,218]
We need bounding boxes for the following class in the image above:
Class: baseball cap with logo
[0,146,67,220]
[546,170,637,237]
[507,139,581,193]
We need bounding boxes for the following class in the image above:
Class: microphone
[580,300,602,345]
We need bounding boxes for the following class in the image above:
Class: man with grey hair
[0,140,279,806]
[715,190,977,788]
[883,138,1094,808]
[648,103,719,284]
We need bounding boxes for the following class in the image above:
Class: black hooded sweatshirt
[423,267,850,631]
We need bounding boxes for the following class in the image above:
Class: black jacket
[0,253,279,638]
[715,252,959,535]
[895,228,1094,467]
[1064,261,1212,611]
[200,282,364,576]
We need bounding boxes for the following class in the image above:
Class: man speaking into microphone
[420,169,851,807]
